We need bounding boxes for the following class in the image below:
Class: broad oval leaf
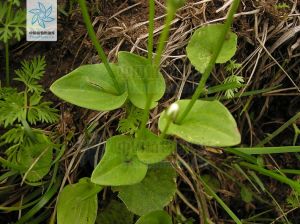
[135,210,172,224]
[57,178,102,224]
[50,63,128,111]
[158,100,241,146]
[116,162,176,216]
[118,52,165,109]
[91,135,148,186]
[186,24,237,73]
[136,129,176,164]
[17,133,53,182]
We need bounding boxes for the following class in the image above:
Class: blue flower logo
[29,2,54,28]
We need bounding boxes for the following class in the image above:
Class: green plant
[223,60,244,99]
[0,0,26,86]
[293,123,300,146]
[117,103,144,135]
[275,2,290,10]
[57,178,102,224]
[135,210,173,224]
[52,0,242,223]
[96,200,134,224]
[0,56,59,182]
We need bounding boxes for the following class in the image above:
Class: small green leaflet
[0,91,24,127]
[240,186,253,203]
[57,178,103,224]
[118,104,144,135]
[0,126,24,145]
[186,24,237,73]
[0,2,26,43]
[27,101,58,125]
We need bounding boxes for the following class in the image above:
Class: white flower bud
[166,103,179,121]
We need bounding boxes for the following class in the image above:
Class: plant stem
[21,87,35,141]
[233,146,300,155]
[140,1,178,132]
[4,2,13,86]
[5,42,9,86]
[176,0,240,124]
[256,112,300,146]
[240,162,300,193]
[293,123,300,146]
[199,174,243,224]
[139,95,153,133]
[15,176,62,224]
[159,116,172,139]
[140,0,176,131]
[153,7,175,68]
[148,0,155,62]
[78,0,121,94]
[138,0,156,132]
[177,155,215,223]
[24,87,28,120]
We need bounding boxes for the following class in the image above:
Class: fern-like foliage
[275,3,290,9]
[225,60,242,73]
[0,126,24,146]
[224,60,244,99]
[224,75,244,99]
[0,1,25,43]
[118,104,144,135]
[0,57,59,146]
[15,56,46,93]
[0,91,24,127]
[28,101,59,125]
[0,87,17,99]
[0,55,59,182]
[9,0,21,6]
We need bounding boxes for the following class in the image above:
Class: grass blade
[233,146,300,154]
